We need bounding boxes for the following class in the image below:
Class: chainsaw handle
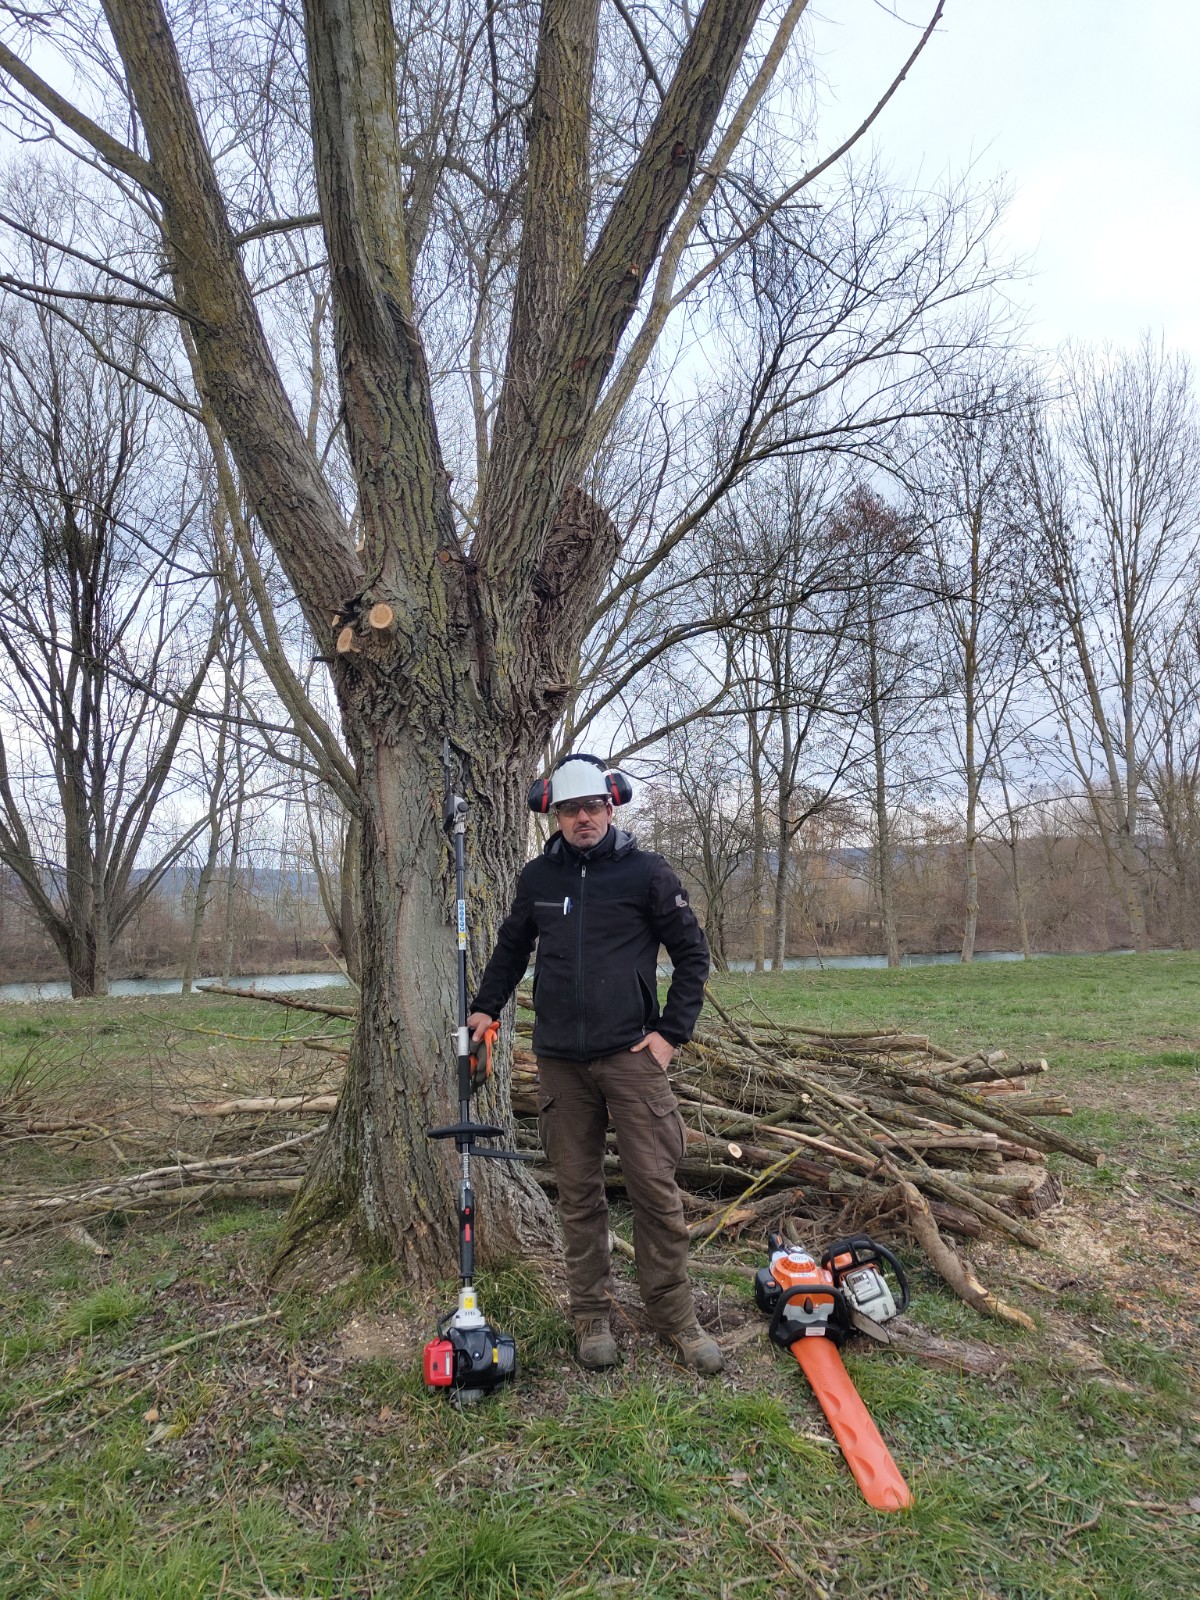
[767,1284,849,1350]
[870,1242,909,1314]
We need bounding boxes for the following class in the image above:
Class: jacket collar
[546,825,635,863]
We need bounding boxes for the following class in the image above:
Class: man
[467,752,722,1375]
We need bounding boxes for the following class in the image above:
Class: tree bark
[273,731,559,1276]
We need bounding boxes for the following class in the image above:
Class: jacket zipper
[576,863,587,1058]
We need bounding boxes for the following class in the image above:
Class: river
[0,972,354,1005]
[0,947,1137,1004]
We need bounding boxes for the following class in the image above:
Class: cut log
[868,1318,1008,1376]
[167,1095,339,1118]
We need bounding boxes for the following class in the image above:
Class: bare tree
[714,463,864,968]
[831,484,932,967]
[0,290,221,996]
[908,367,1034,960]
[1022,337,1200,950]
[645,720,753,972]
[1139,607,1200,942]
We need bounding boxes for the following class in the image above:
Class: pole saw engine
[422,1285,517,1395]
[756,1233,913,1512]
[423,740,534,1405]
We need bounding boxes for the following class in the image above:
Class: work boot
[574,1317,618,1370]
[660,1324,724,1375]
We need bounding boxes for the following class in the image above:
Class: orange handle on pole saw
[792,1337,912,1512]
[469,1020,501,1091]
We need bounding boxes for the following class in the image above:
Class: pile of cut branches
[506,987,1100,1328]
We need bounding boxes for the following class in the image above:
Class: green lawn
[1,956,1198,1598]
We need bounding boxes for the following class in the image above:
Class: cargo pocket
[536,1089,558,1165]
[644,1084,686,1169]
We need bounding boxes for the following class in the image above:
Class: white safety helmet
[527,753,633,813]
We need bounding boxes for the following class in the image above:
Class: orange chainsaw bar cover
[791,1336,912,1512]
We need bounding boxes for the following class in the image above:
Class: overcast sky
[810,0,1200,364]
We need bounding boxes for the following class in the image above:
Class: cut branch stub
[366,602,396,633]
[336,625,361,655]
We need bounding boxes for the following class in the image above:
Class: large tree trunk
[65,917,109,999]
[273,728,557,1277]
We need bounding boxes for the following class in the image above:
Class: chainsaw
[423,740,534,1405]
[755,1232,913,1511]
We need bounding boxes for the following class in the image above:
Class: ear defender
[605,771,633,806]
[527,776,554,814]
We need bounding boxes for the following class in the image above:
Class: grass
[1,956,1198,1597]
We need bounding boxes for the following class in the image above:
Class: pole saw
[423,740,534,1405]
[755,1232,913,1512]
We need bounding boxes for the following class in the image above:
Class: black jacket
[471,826,710,1061]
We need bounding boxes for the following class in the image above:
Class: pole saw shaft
[448,765,475,1286]
[423,739,528,1401]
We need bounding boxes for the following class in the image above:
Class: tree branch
[231,212,323,248]
[0,39,164,198]
[302,0,458,614]
[101,0,360,633]
[608,0,665,98]
[589,0,945,454]
[477,0,767,618]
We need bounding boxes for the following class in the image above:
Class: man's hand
[631,1030,675,1071]
[467,1011,495,1043]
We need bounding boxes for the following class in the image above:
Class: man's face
[555,795,613,849]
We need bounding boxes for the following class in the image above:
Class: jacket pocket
[531,968,578,1057]
[636,970,657,1028]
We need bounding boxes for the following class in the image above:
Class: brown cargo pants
[535,1048,695,1332]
